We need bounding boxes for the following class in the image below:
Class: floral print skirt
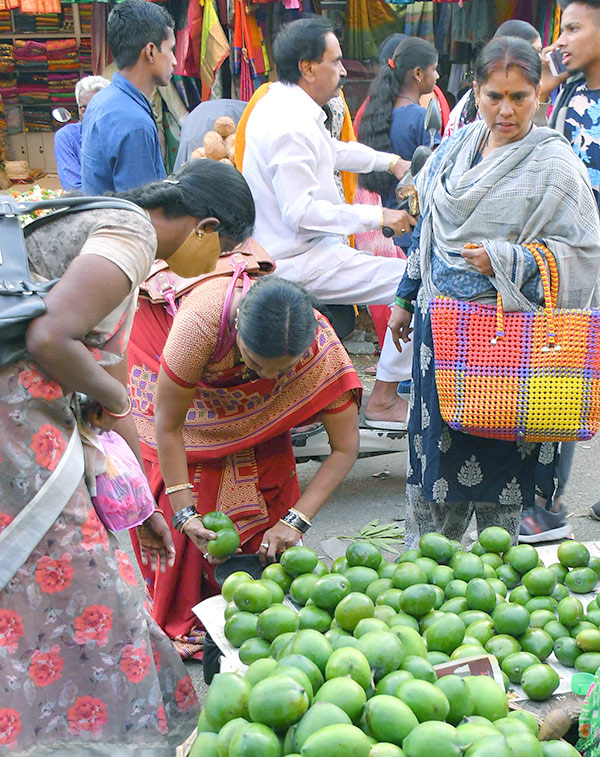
[404,301,557,548]
[0,360,199,755]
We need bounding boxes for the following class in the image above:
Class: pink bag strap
[212,259,252,362]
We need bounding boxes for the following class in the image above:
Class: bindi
[504,90,509,95]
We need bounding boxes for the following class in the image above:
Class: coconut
[214,116,236,138]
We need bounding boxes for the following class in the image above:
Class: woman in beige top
[0,159,256,755]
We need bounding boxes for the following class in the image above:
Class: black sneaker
[519,504,571,543]
[590,502,600,521]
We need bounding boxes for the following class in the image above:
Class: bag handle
[492,242,560,352]
[212,256,252,362]
[19,196,148,236]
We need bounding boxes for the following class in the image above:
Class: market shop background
[0,0,564,184]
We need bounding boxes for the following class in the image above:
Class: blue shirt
[54,121,82,191]
[81,72,166,194]
[564,84,600,208]
[382,103,441,248]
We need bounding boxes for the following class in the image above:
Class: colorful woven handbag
[430,242,600,443]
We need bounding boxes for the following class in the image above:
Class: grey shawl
[415,121,600,312]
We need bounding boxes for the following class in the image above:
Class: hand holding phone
[546,48,567,77]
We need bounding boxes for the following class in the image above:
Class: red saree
[128,276,361,657]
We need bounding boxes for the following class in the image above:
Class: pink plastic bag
[92,430,155,531]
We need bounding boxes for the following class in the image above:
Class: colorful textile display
[199,0,229,100]
[14,39,47,69]
[79,38,91,70]
[344,0,400,61]
[0,74,17,103]
[405,1,435,44]
[78,2,91,32]
[174,0,203,79]
[233,0,269,100]
[0,43,14,72]
[49,71,77,104]
[19,0,61,13]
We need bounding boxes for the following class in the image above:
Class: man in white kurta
[242,17,416,427]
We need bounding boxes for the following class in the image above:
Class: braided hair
[358,37,438,197]
[237,276,318,358]
[116,159,255,244]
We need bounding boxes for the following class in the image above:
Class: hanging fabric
[174,0,204,79]
[91,2,109,75]
[345,0,399,61]
[404,2,435,44]
[199,0,230,100]
[18,0,60,12]
[552,2,561,43]
[233,0,268,101]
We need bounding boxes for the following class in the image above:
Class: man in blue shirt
[54,76,110,190]
[81,0,176,194]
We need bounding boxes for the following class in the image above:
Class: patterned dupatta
[131,279,361,541]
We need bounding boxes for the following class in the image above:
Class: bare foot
[364,395,408,424]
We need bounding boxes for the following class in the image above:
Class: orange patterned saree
[127,276,361,652]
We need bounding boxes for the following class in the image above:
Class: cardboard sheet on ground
[193,541,600,701]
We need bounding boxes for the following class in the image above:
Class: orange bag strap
[492,242,559,352]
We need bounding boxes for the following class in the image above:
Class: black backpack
[0,194,147,367]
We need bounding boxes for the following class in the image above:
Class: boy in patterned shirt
[521,0,600,542]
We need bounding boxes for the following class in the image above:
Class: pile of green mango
[189,529,597,756]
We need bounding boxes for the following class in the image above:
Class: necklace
[396,94,419,106]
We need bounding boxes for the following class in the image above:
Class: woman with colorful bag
[128,271,361,660]
[388,36,600,548]
[0,159,250,754]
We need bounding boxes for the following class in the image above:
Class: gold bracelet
[289,508,312,526]
[165,482,193,496]
[180,513,203,534]
[386,155,401,174]
[279,518,302,535]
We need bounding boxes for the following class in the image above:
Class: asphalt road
[118,428,600,706]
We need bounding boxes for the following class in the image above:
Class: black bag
[0,195,147,367]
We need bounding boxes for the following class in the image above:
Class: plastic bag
[92,430,155,531]
[578,675,600,756]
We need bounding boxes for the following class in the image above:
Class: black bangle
[282,510,311,534]
[171,506,198,532]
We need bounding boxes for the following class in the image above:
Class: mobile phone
[547,48,567,77]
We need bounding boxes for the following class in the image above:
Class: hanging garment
[233,0,268,100]
[450,0,495,46]
[405,2,435,44]
[345,0,399,61]
[174,0,204,79]
[200,0,230,100]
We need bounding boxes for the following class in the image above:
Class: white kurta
[242,82,412,382]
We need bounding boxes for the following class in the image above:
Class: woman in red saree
[128,273,361,659]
